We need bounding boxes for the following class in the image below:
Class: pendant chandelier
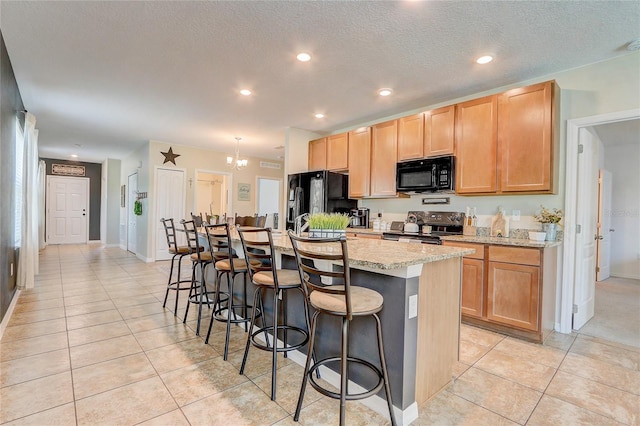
[227,137,248,170]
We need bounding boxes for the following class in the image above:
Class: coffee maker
[349,207,370,228]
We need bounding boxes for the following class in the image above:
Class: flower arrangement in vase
[307,213,350,238]
[534,205,563,241]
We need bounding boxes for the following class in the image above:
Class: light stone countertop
[345,227,384,235]
[440,234,563,248]
[202,228,473,271]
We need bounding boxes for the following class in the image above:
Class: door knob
[609,228,615,232]
[595,235,604,240]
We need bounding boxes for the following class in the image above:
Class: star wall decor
[160,147,180,165]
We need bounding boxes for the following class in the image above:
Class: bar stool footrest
[249,325,309,353]
[308,357,384,401]
[167,279,193,291]
[213,305,261,324]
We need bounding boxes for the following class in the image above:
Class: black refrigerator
[286,171,358,230]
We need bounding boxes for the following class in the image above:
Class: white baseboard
[0,289,21,340]
[103,243,121,248]
[136,253,153,263]
[610,272,640,281]
[88,240,102,244]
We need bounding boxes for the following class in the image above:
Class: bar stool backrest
[181,219,205,260]
[234,214,258,227]
[288,231,353,320]
[237,227,279,290]
[203,223,236,272]
[161,218,179,252]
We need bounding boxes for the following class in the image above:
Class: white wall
[120,144,149,257]
[101,158,121,245]
[604,143,640,279]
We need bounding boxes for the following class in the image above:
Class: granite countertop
[201,227,472,270]
[440,234,563,248]
[345,228,384,235]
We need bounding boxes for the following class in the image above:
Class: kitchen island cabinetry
[308,137,327,171]
[443,238,558,342]
[370,120,399,197]
[347,127,372,198]
[424,105,455,157]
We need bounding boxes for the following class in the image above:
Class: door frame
[193,168,232,220]
[153,166,187,262]
[126,172,138,254]
[255,175,283,227]
[45,175,90,244]
[560,108,640,333]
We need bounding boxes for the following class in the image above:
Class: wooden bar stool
[237,227,312,400]
[203,223,261,360]
[288,231,396,426]
[160,218,193,316]
[180,219,213,335]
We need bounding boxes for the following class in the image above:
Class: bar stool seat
[310,286,383,314]
[215,257,260,271]
[252,269,303,288]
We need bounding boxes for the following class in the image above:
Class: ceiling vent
[260,161,281,169]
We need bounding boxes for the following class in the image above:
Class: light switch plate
[512,210,521,221]
[408,295,418,319]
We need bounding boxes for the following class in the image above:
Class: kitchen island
[201,230,473,425]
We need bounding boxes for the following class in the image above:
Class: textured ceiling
[1,1,639,162]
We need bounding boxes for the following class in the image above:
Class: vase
[542,223,557,241]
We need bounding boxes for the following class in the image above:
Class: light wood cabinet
[424,105,455,157]
[347,127,372,198]
[327,132,348,171]
[308,137,327,171]
[443,241,556,342]
[498,81,554,192]
[455,95,498,194]
[398,113,424,161]
[371,120,398,197]
[443,241,484,318]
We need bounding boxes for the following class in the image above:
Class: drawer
[489,246,540,266]
[443,241,484,260]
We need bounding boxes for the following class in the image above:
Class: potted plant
[307,213,350,238]
[534,205,563,241]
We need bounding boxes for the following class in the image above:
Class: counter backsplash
[475,226,564,241]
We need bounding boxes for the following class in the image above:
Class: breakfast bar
[201,230,473,424]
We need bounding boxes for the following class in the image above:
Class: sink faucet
[294,213,310,236]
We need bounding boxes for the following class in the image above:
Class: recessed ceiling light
[314,113,325,119]
[71,154,78,158]
[476,55,493,64]
[240,89,252,96]
[378,88,393,97]
[297,52,311,62]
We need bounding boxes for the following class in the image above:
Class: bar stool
[237,227,312,401]
[204,223,261,360]
[180,219,214,335]
[288,231,396,426]
[160,218,193,316]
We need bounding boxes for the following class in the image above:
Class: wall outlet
[512,210,521,221]
[408,294,418,319]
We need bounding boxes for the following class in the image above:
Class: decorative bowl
[528,231,547,242]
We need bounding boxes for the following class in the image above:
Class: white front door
[46,176,89,244]
[573,128,599,329]
[127,173,138,254]
[596,169,613,281]
[155,168,186,261]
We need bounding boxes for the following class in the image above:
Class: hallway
[1,245,638,425]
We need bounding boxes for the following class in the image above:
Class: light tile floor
[1,245,638,425]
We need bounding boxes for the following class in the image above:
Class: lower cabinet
[443,241,557,342]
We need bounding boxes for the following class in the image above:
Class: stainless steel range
[382,211,465,245]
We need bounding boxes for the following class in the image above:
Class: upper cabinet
[347,127,372,198]
[308,137,327,171]
[327,132,349,171]
[424,105,455,157]
[455,95,498,194]
[398,113,424,161]
[498,81,555,193]
[371,120,398,197]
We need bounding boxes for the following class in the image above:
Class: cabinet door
[348,127,372,198]
[425,105,455,157]
[371,120,398,197]
[398,113,424,161]
[327,133,348,171]
[308,138,327,171]
[455,96,498,194]
[498,81,554,192]
[487,261,540,331]
[461,258,484,318]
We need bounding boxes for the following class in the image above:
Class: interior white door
[46,176,89,244]
[573,128,599,329]
[155,168,185,261]
[596,169,613,281]
[127,173,138,254]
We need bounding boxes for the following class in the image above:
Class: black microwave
[396,156,455,192]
